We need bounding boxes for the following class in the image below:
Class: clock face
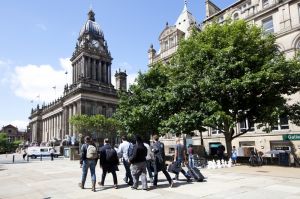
[92,40,99,48]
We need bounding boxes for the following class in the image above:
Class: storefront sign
[282,134,300,141]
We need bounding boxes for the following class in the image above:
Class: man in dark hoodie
[98,138,119,189]
[128,135,148,190]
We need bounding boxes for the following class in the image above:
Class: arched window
[233,13,239,20]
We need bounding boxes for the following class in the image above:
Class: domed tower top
[79,9,103,38]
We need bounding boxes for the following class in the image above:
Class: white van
[27,147,59,159]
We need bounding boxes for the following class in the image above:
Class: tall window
[233,13,239,20]
[272,115,289,130]
[262,17,274,33]
[218,16,224,23]
[240,119,255,132]
[262,0,269,8]
[298,4,300,23]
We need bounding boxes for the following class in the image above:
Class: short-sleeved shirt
[175,143,184,160]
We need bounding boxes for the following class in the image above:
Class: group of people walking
[79,135,192,192]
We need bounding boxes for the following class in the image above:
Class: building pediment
[159,26,182,40]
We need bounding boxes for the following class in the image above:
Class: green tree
[0,132,21,153]
[0,132,9,153]
[172,20,300,155]
[70,114,121,144]
[114,64,174,139]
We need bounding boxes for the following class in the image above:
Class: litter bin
[64,148,70,158]
[278,152,289,166]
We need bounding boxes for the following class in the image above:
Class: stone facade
[28,10,126,144]
[1,124,30,143]
[201,0,300,158]
[150,0,300,159]
[148,1,200,67]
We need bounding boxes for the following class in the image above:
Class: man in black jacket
[128,135,148,190]
[152,134,174,188]
[98,138,119,189]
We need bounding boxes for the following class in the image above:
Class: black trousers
[153,162,172,186]
[101,169,118,185]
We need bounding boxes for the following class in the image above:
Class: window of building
[240,119,255,132]
[170,37,175,47]
[233,13,239,20]
[298,4,300,23]
[262,0,269,8]
[211,127,222,135]
[218,16,224,23]
[262,17,274,33]
[164,40,169,50]
[272,115,289,130]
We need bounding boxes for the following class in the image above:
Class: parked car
[27,147,60,159]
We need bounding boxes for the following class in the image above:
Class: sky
[0,0,236,130]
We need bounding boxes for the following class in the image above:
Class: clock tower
[70,9,112,86]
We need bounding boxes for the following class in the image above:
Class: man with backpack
[98,138,119,189]
[117,135,133,185]
[79,136,98,192]
[152,134,174,188]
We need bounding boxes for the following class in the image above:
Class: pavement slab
[1,154,300,199]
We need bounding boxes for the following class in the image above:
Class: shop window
[262,17,274,33]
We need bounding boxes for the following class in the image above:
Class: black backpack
[105,148,118,164]
[127,143,134,159]
[153,141,164,164]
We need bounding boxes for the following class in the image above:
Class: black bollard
[27,155,29,162]
[12,155,15,163]
[40,154,42,161]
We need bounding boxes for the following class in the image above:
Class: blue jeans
[81,159,96,183]
[123,159,133,184]
[188,155,194,168]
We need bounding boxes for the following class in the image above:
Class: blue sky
[0,0,236,130]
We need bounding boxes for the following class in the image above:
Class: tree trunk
[225,137,232,160]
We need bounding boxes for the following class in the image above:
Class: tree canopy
[114,20,300,154]
[70,114,121,143]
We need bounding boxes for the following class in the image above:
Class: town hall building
[28,10,127,145]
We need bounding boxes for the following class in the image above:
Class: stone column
[103,62,107,83]
[87,57,91,79]
[69,105,72,136]
[108,63,111,84]
[73,103,77,136]
[99,61,103,82]
[92,59,96,80]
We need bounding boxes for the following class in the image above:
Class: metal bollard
[40,154,42,161]
[27,155,29,162]
[12,155,15,163]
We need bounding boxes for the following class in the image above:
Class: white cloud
[0,59,13,85]
[36,23,47,31]
[9,58,72,103]
[0,120,28,131]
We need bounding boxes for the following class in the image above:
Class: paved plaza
[0,153,300,199]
